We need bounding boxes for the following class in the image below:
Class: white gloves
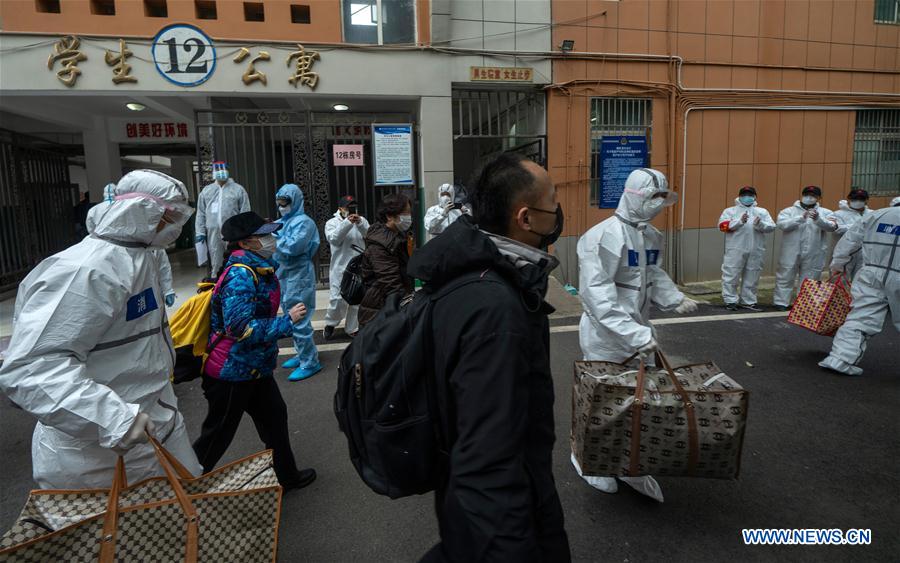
[637,338,658,358]
[112,413,156,455]
[673,297,699,315]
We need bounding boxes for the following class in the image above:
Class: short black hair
[470,152,540,235]
[376,193,411,223]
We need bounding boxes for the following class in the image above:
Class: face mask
[529,204,564,249]
[213,170,229,182]
[801,196,818,206]
[150,223,182,248]
[640,196,666,220]
[339,209,348,218]
[397,214,413,232]
[739,195,756,206]
[439,195,452,206]
[253,235,277,259]
[278,205,291,217]
[849,200,866,210]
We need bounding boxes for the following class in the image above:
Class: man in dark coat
[411,153,571,562]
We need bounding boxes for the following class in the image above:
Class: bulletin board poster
[372,124,414,186]
[598,136,649,209]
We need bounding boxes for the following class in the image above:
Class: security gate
[195,110,418,282]
[0,129,76,293]
[452,88,547,185]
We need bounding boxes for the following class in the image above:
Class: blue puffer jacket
[204,249,293,381]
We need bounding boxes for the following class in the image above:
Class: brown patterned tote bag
[787,274,852,336]
[0,437,282,562]
[572,351,749,479]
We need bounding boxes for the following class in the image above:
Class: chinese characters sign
[109,119,194,143]
[372,125,414,186]
[598,136,648,209]
[470,66,533,82]
[333,145,364,166]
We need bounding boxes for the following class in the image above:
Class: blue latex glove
[165,293,176,307]
[195,234,207,243]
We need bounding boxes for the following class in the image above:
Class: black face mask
[527,203,564,249]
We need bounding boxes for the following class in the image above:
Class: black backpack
[334,270,495,499]
[339,245,366,306]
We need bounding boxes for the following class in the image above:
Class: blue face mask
[739,196,756,206]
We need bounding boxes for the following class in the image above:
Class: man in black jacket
[410,153,570,562]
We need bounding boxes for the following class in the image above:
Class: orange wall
[0,0,431,44]
[549,0,900,237]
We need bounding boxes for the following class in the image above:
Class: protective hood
[616,168,677,224]
[893,196,900,207]
[735,197,757,207]
[437,183,455,199]
[276,184,305,218]
[92,169,192,246]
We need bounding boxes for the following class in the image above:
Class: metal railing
[852,109,900,196]
[0,129,76,293]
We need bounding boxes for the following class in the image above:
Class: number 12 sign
[152,24,216,87]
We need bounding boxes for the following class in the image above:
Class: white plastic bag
[195,240,209,267]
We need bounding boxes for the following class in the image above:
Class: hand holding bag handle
[99,435,200,563]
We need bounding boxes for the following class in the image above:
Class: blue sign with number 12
[151,24,217,87]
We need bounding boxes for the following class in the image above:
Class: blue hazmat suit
[274,184,320,372]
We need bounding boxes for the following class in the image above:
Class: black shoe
[776,305,791,312]
[740,303,762,312]
[725,303,738,311]
[323,325,335,341]
[282,468,316,492]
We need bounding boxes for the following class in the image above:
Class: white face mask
[254,235,277,259]
[439,195,452,206]
[150,223,182,248]
[397,214,413,232]
[849,200,866,210]
[801,196,818,206]
[278,205,291,217]
[638,197,666,221]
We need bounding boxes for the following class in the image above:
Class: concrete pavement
[1,302,898,561]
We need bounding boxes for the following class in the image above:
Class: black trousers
[192,375,301,484]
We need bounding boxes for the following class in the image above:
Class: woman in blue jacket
[192,211,316,491]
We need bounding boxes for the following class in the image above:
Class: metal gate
[0,129,76,293]
[195,110,418,282]
[452,88,546,184]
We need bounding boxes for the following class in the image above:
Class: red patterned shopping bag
[787,275,852,336]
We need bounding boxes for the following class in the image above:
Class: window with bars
[874,0,900,24]
[852,110,900,196]
[589,98,652,205]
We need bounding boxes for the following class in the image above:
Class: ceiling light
[333,104,350,111]
[126,102,146,111]
[560,39,575,53]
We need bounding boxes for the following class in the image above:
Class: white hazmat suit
[819,203,900,375]
[86,183,176,306]
[423,183,465,236]
[323,208,369,335]
[831,200,874,280]
[575,168,695,501]
[0,170,203,489]
[718,198,776,306]
[195,177,250,276]
[774,201,838,307]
